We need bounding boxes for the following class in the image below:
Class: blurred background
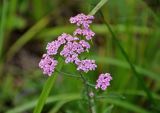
[0,0,160,113]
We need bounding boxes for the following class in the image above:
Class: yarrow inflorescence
[39,13,112,90]
[95,73,112,90]
[39,54,58,76]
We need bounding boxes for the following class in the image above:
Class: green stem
[89,0,109,15]
[80,73,96,113]
[55,70,96,87]
[55,69,81,78]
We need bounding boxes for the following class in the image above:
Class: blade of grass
[97,90,160,100]
[32,0,45,20]
[103,105,114,113]
[49,99,76,113]
[38,24,152,39]
[141,0,160,25]
[0,0,8,59]
[94,56,160,81]
[89,0,109,15]
[7,90,158,113]
[33,57,63,113]
[6,90,159,113]
[6,94,81,113]
[6,15,50,61]
[8,0,17,29]
[118,90,160,100]
[103,98,151,113]
[49,101,66,113]
[99,11,156,110]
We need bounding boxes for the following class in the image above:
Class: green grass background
[0,0,160,113]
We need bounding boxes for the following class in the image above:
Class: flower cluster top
[39,13,112,90]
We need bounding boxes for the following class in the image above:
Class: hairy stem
[80,73,96,113]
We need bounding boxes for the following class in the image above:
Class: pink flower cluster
[76,60,97,72]
[39,54,58,76]
[60,39,90,63]
[70,13,95,40]
[39,13,97,76]
[70,13,94,28]
[95,73,112,90]
[39,13,112,90]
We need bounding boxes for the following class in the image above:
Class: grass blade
[103,98,151,113]
[49,99,77,113]
[6,16,50,61]
[103,105,114,113]
[94,56,160,81]
[38,24,151,39]
[89,0,109,15]
[49,101,67,113]
[0,0,8,59]
[6,94,80,113]
[33,57,63,113]
[99,11,156,110]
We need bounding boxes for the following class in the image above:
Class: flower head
[39,54,58,76]
[39,13,98,76]
[70,13,94,28]
[60,39,91,64]
[95,73,112,90]
[76,59,97,72]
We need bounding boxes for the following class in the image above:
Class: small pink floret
[95,73,112,90]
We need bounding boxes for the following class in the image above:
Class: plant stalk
[80,73,96,113]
